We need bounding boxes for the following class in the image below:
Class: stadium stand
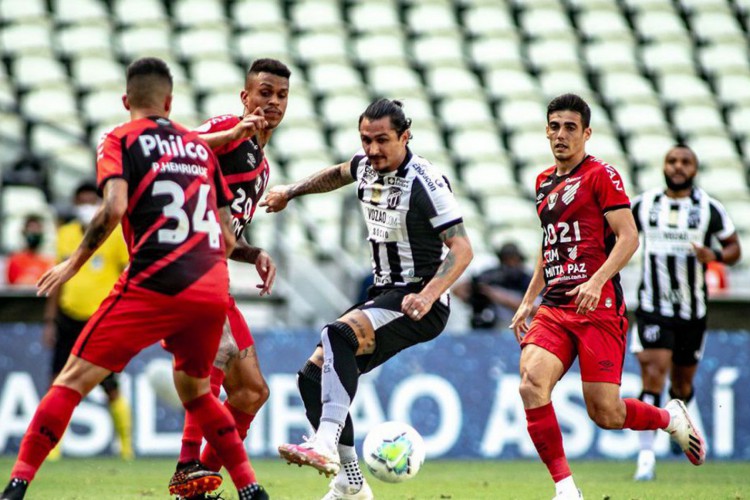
[0,0,748,326]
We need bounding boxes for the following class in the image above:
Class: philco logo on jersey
[138,134,209,162]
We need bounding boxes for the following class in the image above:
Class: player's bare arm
[260,162,355,213]
[691,232,741,265]
[230,239,276,296]
[219,206,237,257]
[565,207,639,314]
[199,108,268,149]
[37,179,128,297]
[402,223,473,320]
[510,252,546,342]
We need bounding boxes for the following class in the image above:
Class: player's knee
[518,370,547,404]
[228,379,269,413]
[322,321,360,351]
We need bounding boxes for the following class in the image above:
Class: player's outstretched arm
[401,223,473,320]
[260,162,355,213]
[37,179,128,297]
[510,252,545,342]
[199,108,268,149]
[230,239,276,296]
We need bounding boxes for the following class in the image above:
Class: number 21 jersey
[535,155,630,311]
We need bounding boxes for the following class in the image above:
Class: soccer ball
[362,421,425,483]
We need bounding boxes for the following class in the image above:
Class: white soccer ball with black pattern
[362,421,425,483]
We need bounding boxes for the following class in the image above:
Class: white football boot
[665,399,706,465]
[322,477,374,500]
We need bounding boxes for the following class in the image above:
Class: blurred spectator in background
[42,181,133,460]
[452,242,534,330]
[6,214,54,285]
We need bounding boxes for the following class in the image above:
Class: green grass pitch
[1,457,748,499]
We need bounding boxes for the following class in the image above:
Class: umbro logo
[598,360,614,371]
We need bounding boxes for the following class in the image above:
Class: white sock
[336,446,364,490]
[639,429,656,451]
[555,476,577,496]
[317,420,343,451]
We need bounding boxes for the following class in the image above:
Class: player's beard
[664,173,694,191]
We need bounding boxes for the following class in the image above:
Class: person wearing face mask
[452,242,536,330]
[630,145,741,481]
[6,214,54,285]
[41,181,133,461]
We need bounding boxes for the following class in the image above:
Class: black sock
[669,387,694,405]
[639,390,662,408]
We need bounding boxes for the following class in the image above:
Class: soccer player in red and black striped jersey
[167,59,290,499]
[1,58,265,500]
[509,94,706,500]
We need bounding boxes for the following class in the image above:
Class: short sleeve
[194,115,240,155]
[593,164,630,214]
[96,130,126,194]
[349,152,366,180]
[414,170,463,231]
[708,199,736,241]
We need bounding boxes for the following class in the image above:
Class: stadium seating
[1,0,749,323]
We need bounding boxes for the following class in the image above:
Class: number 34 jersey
[97,116,233,297]
[195,114,269,238]
[535,155,631,311]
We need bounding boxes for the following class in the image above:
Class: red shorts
[74,280,229,379]
[521,305,628,384]
[227,295,254,350]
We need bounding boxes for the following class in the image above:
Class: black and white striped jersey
[349,149,463,290]
[632,187,736,322]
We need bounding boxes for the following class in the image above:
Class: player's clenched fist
[260,185,291,212]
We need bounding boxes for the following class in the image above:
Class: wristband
[713,249,723,263]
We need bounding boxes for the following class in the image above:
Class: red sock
[526,403,571,483]
[201,402,255,480]
[11,386,82,482]
[183,393,252,489]
[623,398,671,430]
[179,367,225,463]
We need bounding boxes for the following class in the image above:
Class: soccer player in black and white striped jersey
[261,98,473,499]
[631,144,741,481]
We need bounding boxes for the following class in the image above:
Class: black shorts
[631,314,707,366]
[53,310,118,391]
[354,287,449,374]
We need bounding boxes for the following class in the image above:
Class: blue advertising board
[0,324,748,460]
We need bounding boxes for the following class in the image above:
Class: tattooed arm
[37,179,128,296]
[230,238,277,296]
[400,223,473,319]
[259,162,355,213]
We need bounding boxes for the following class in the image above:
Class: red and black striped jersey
[535,155,631,312]
[195,114,270,238]
[96,116,233,297]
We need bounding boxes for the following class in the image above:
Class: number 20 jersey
[194,114,269,238]
[96,116,233,297]
[535,155,631,311]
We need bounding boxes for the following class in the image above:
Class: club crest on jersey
[567,245,578,260]
[562,180,581,205]
[387,188,402,209]
[548,192,559,209]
